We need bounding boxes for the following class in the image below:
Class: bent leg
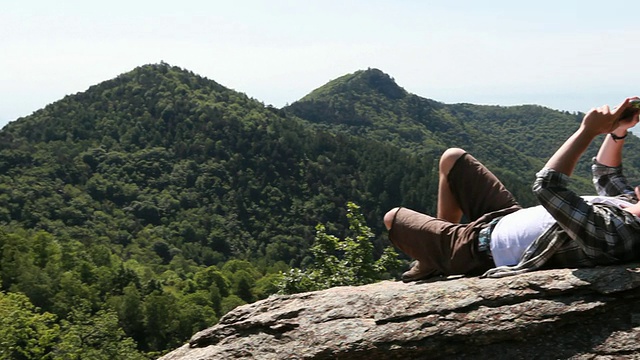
[444,149,521,222]
[383,148,520,278]
[386,207,491,275]
[437,148,466,222]
[384,207,399,230]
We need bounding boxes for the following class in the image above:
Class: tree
[176,291,218,340]
[193,266,230,297]
[232,270,256,303]
[279,202,401,294]
[53,305,146,360]
[0,292,58,360]
[142,291,180,352]
[108,283,145,345]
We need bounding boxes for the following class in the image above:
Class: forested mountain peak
[287,68,640,204]
[2,62,261,145]
[300,68,407,102]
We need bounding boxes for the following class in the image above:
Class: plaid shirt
[483,159,640,278]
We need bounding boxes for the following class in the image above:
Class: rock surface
[159,264,640,360]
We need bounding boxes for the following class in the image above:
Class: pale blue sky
[3,1,640,128]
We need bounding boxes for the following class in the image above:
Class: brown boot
[401,260,439,282]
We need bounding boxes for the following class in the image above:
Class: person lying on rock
[384,97,640,282]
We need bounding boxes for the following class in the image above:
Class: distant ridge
[286,68,640,203]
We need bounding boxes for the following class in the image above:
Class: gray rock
[159,263,640,360]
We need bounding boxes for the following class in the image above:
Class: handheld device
[620,99,640,119]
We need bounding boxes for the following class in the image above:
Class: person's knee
[384,207,400,230]
[439,148,466,176]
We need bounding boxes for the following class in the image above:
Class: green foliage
[53,306,147,360]
[279,202,401,294]
[0,292,58,360]
[142,291,180,351]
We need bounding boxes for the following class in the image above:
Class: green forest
[1,63,639,358]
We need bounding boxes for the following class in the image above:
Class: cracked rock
[159,263,640,360]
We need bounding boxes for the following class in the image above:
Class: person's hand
[581,97,639,136]
[621,187,640,218]
[614,100,640,134]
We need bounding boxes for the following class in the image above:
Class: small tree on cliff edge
[279,202,401,294]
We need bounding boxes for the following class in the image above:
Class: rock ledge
[159,264,640,359]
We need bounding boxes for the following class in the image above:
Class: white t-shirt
[490,195,633,267]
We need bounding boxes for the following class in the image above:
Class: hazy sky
[3,0,640,128]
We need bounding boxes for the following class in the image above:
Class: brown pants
[388,153,522,275]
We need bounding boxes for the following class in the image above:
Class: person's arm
[595,107,638,167]
[592,134,636,197]
[533,98,639,260]
[543,127,597,176]
[595,131,627,167]
[545,98,636,176]
[591,101,639,197]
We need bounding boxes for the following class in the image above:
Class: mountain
[0,63,438,255]
[287,68,640,204]
[2,63,639,357]
[0,63,438,355]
